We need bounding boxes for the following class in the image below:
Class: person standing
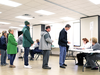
[22,21,34,69]
[7,33,10,60]
[0,31,8,66]
[0,32,2,38]
[58,24,71,68]
[17,34,24,58]
[7,29,18,68]
[39,26,53,69]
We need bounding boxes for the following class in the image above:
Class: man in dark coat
[58,24,71,68]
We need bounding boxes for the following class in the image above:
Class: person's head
[8,29,14,35]
[24,21,30,27]
[82,38,89,44]
[2,31,7,37]
[65,24,71,31]
[21,32,23,36]
[90,37,97,45]
[36,39,39,43]
[46,26,51,32]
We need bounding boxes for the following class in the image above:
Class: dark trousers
[1,50,7,65]
[42,50,50,68]
[77,53,87,65]
[87,54,100,68]
[9,54,16,65]
[8,54,10,59]
[24,47,29,66]
[30,50,42,58]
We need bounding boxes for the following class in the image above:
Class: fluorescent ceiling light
[9,26,19,29]
[89,0,100,4]
[61,17,75,21]
[0,12,2,14]
[19,25,25,27]
[41,21,53,23]
[15,16,33,20]
[0,0,22,7]
[0,22,10,24]
[35,10,55,15]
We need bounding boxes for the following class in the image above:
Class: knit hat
[24,21,30,26]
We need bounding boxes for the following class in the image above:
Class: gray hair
[2,31,7,35]
[65,24,71,28]
[8,29,13,33]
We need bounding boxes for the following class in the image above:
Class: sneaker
[63,64,67,66]
[60,65,66,68]
[91,67,98,70]
[18,57,23,59]
[4,63,9,65]
[86,66,91,68]
[76,63,83,66]
[30,58,34,61]
[1,64,6,66]
[24,65,32,69]
[42,66,51,69]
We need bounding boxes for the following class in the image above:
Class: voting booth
[81,15,100,46]
[32,24,45,41]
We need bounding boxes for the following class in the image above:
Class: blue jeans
[0,49,7,65]
[24,47,29,66]
[9,54,16,65]
[59,46,67,66]
[8,54,10,59]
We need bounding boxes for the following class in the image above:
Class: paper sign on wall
[90,21,94,30]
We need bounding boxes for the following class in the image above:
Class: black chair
[34,51,43,60]
[29,49,43,60]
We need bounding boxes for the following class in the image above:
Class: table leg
[82,61,88,72]
[66,51,76,64]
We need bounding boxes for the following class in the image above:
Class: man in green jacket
[22,21,34,69]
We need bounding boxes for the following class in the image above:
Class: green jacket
[22,26,34,47]
[7,33,18,54]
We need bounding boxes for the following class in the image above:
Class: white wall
[0,29,8,33]
[73,22,80,46]
[49,23,65,47]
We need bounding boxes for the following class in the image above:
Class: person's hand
[31,44,33,46]
[68,42,71,44]
[82,48,85,50]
